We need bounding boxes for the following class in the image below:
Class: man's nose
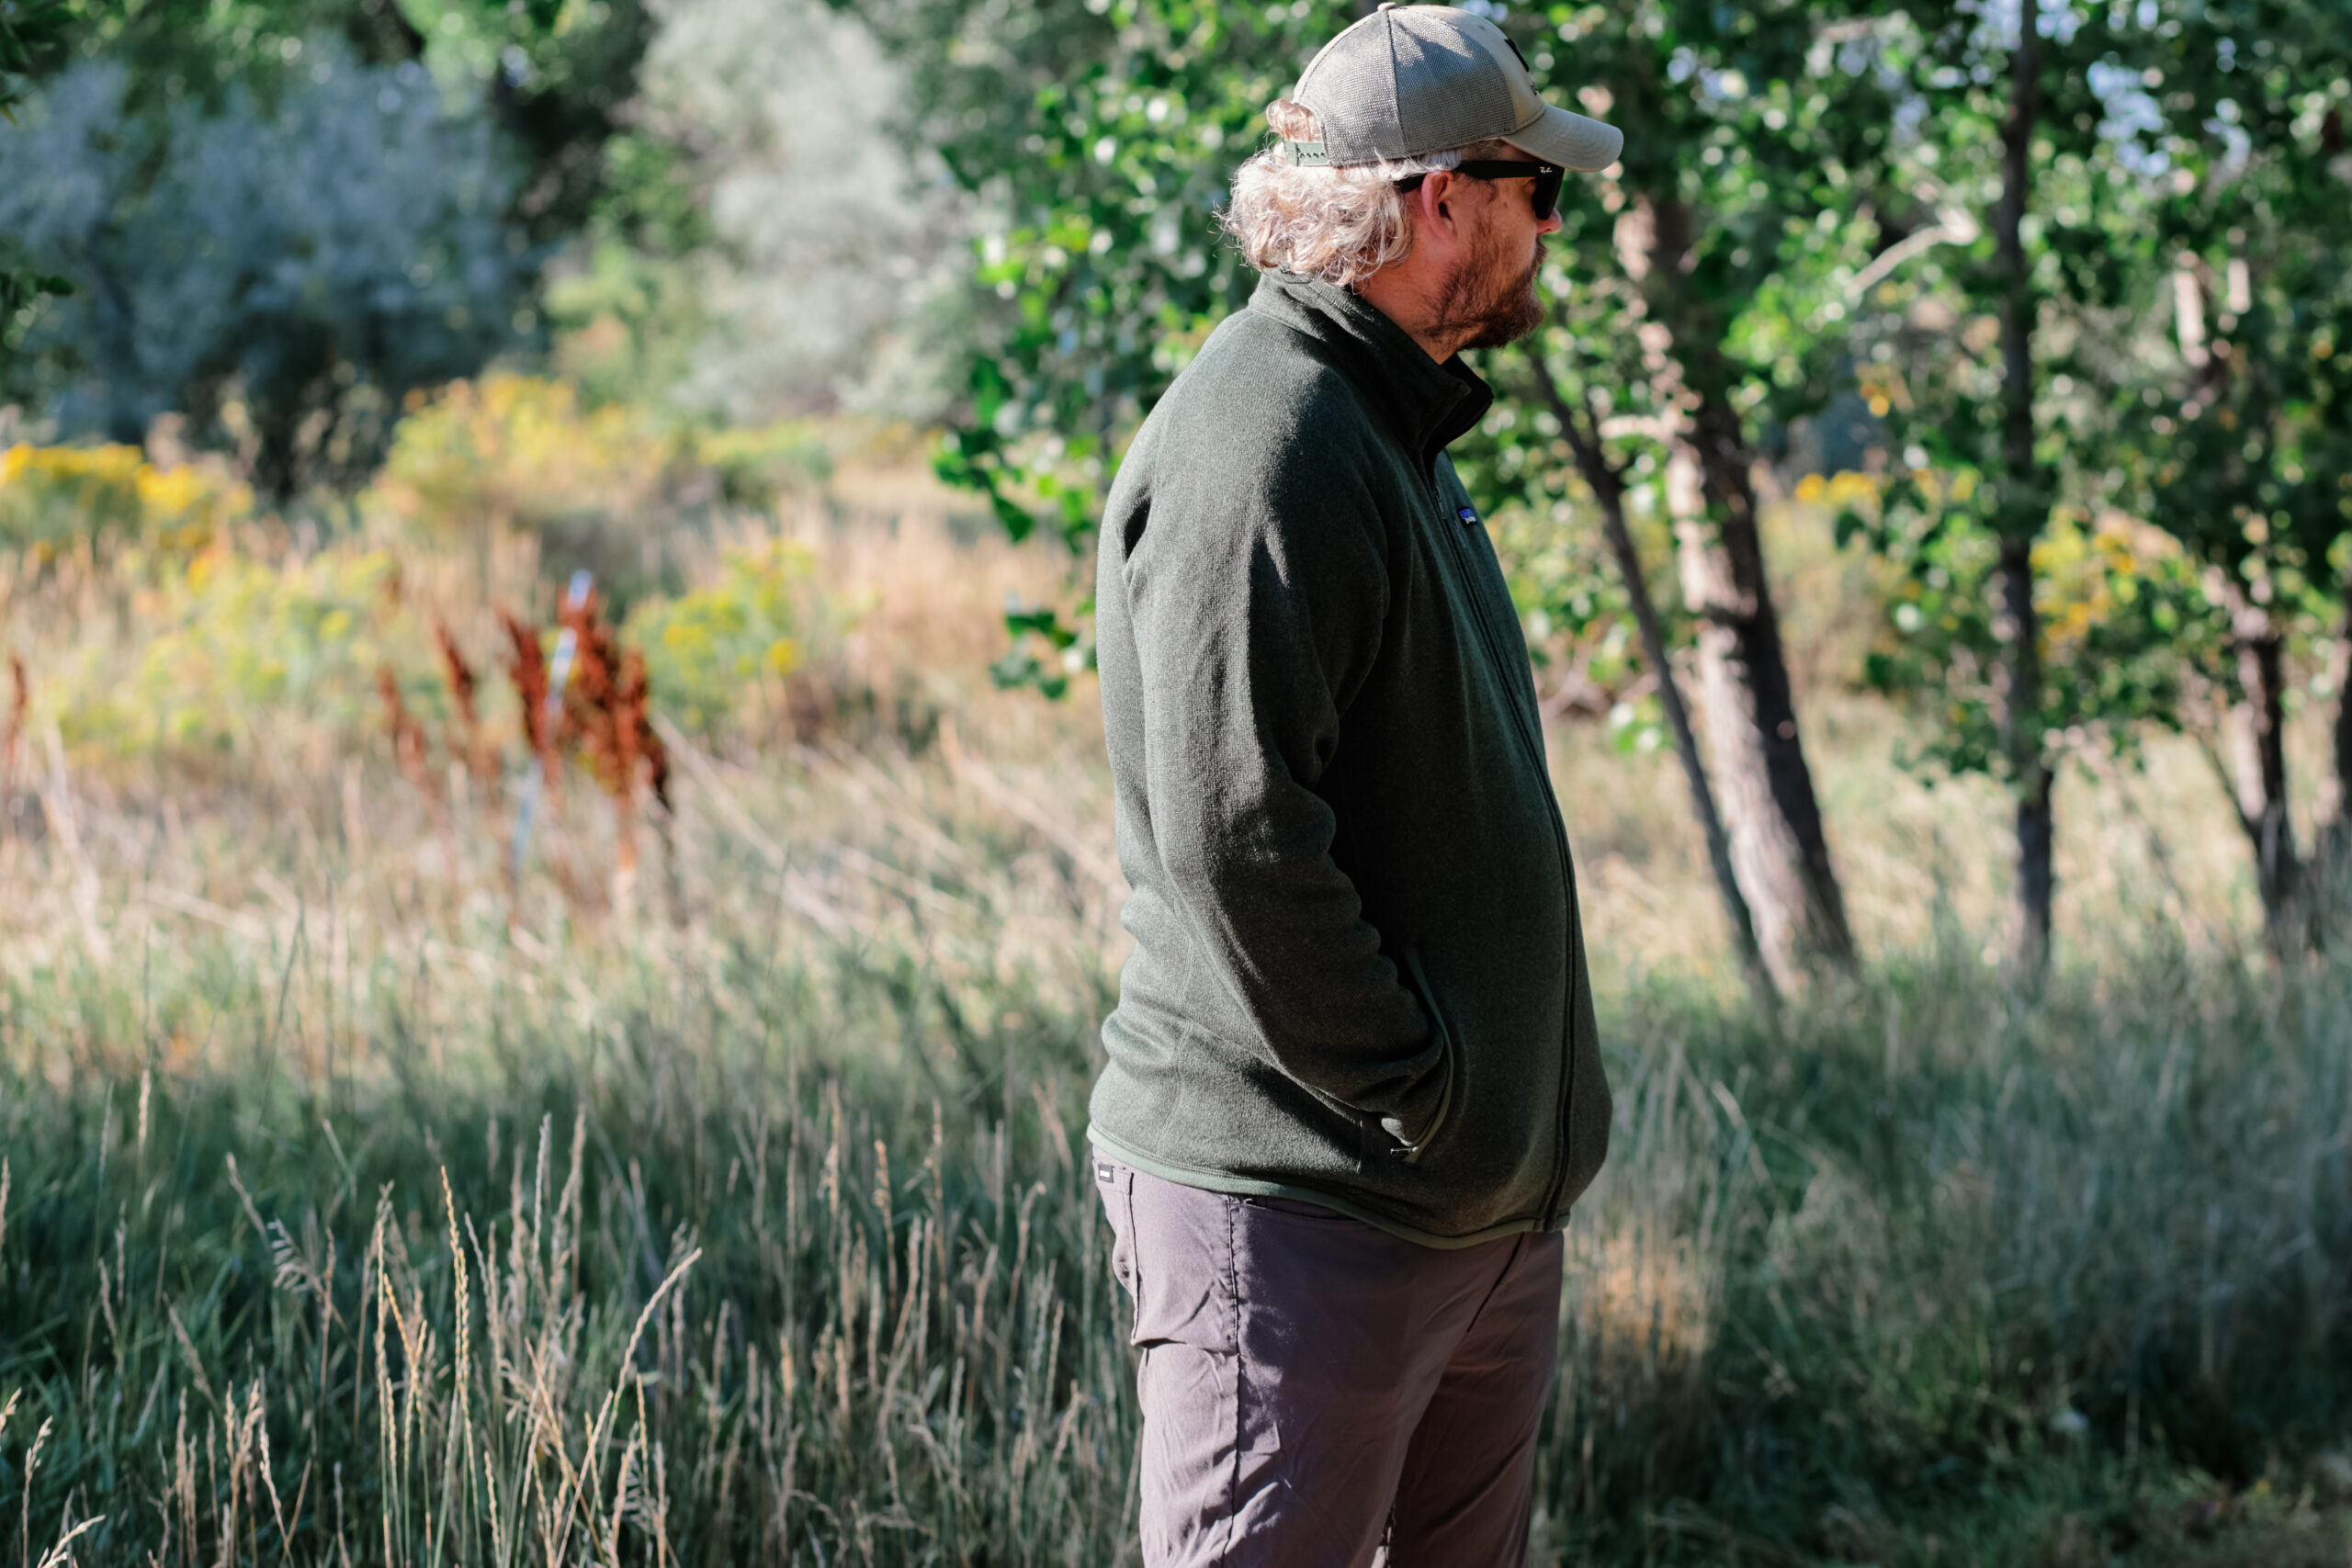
[1538,209,1564,237]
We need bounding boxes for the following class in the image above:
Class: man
[1086,6,1623,1563]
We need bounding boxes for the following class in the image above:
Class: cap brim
[1507,103,1623,172]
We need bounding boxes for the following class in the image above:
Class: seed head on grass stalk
[22,1413,51,1568]
[561,588,672,895]
[2,655,25,795]
[433,622,498,801]
[28,1516,101,1568]
[375,669,436,804]
[619,643,683,925]
[500,609,559,807]
[617,648,671,817]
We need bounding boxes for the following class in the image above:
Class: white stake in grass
[509,570,594,889]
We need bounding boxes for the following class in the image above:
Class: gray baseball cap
[1283,3,1623,172]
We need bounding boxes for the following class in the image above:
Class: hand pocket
[1384,946,1458,1164]
[1095,1158,1143,1337]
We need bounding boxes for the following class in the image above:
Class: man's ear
[1412,172,1464,243]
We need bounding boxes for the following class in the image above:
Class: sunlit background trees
[5,0,2352,1561]
[8,0,2351,983]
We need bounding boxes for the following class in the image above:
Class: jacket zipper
[1420,468,1585,1224]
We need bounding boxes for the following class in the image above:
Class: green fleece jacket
[1086,270,1610,1247]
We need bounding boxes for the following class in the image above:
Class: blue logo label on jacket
[1456,505,1479,526]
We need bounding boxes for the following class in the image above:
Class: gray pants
[1094,1156,1562,1568]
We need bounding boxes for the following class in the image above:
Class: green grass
[3,743,2349,1566]
[1,953,1132,1566]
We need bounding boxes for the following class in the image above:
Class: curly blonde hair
[1221,100,1511,287]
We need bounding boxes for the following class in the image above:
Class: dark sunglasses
[1394,160,1566,221]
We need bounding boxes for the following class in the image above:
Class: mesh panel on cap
[1390,13,1516,154]
[1296,17,1403,164]
[1456,15,1550,129]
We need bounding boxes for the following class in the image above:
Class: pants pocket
[1095,1156,1143,1342]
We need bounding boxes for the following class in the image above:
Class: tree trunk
[2218,585,2302,955]
[1614,191,1855,988]
[1669,432,1855,989]
[2016,739,2053,970]
[1993,535,2052,974]
[2309,589,2352,942]
[1521,349,1778,1012]
[1992,20,2052,979]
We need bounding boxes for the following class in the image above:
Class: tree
[0,0,668,472]
[1986,0,2053,973]
[1849,0,2352,964]
[1513,344,1776,1010]
[1851,0,2151,975]
[1462,0,1928,988]
[1854,495,2211,893]
[0,0,79,360]
[2118,0,2352,952]
[849,0,1331,567]
[51,0,662,243]
[392,0,664,244]
[856,0,1890,988]
[0,51,530,496]
[619,0,971,423]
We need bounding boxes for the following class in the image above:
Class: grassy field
[3,462,2351,1565]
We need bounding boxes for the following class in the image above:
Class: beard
[1431,230,1545,351]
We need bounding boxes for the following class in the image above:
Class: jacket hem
[1085,1126,1559,1251]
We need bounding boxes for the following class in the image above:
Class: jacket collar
[1249,271,1495,468]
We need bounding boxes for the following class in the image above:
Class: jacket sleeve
[1118,439,1450,1146]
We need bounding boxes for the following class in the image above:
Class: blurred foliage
[0,439,252,562]
[18,0,664,242]
[1482,0,1903,460]
[989,600,1086,700]
[695,423,834,509]
[1858,0,2147,543]
[626,537,827,736]
[2114,1,2352,624]
[371,372,684,537]
[628,0,967,427]
[0,367,846,763]
[0,0,79,351]
[398,0,662,243]
[1845,467,2213,777]
[1486,487,1661,748]
[856,0,1911,697]
[0,51,530,497]
[1839,0,2352,812]
[850,0,1329,548]
[0,0,72,107]
[0,0,678,467]
[544,239,707,412]
[57,541,431,758]
[368,372,826,607]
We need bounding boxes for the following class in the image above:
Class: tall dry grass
[0,462,2348,1564]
